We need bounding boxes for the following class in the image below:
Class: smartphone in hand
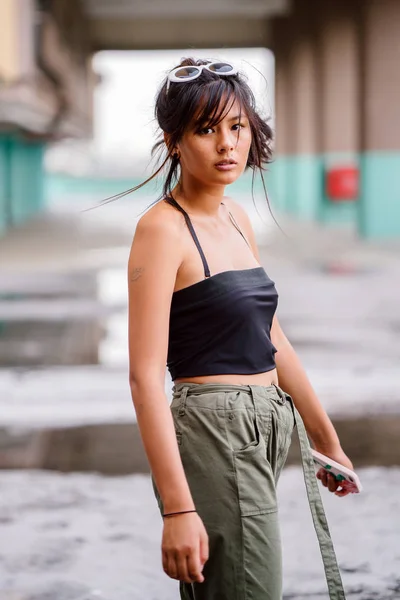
[311,449,363,493]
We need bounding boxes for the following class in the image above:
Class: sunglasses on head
[166,62,238,94]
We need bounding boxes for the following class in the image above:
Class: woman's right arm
[127,209,208,583]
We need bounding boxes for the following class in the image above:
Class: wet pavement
[0,196,399,389]
[0,467,399,600]
[1,195,400,467]
[0,194,400,598]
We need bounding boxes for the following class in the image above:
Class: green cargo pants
[152,382,346,600]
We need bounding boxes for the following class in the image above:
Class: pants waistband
[173,381,285,397]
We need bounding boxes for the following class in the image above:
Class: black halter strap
[165,196,211,278]
[165,196,252,278]
[221,202,252,251]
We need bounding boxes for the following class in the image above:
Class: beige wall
[41,12,92,129]
[318,4,360,154]
[362,0,400,151]
[274,56,290,154]
[290,35,319,154]
[0,0,94,138]
[16,0,36,77]
[272,19,291,154]
[0,0,19,81]
[271,0,361,157]
[271,8,320,156]
[0,0,36,82]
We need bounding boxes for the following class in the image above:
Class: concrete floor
[0,467,399,600]
[1,195,400,468]
[1,195,400,598]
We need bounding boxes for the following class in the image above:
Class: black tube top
[165,197,278,380]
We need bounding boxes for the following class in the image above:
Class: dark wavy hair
[95,57,274,214]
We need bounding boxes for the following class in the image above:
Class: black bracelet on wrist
[163,509,197,518]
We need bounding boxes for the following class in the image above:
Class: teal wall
[289,155,323,220]
[319,152,359,226]
[45,170,269,205]
[269,151,400,238]
[360,151,400,238]
[0,134,45,236]
[0,137,11,235]
[45,172,145,199]
[265,157,287,213]
[9,148,399,240]
[269,153,358,227]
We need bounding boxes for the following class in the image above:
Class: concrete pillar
[9,137,45,227]
[359,0,400,238]
[270,4,323,221]
[269,18,293,214]
[317,0,361,225]
[0,135,45,233]
[287,25,321,220]
[0,136,12,234]
[0,0,19,82]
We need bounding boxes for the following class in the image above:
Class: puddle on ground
[0,269,126,367]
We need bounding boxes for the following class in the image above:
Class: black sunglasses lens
[174,66,201,79]
[208,62,234,74]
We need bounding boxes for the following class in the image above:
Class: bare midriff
[174,368,279,387]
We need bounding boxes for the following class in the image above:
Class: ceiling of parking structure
[84,0,290,50]
[84,0,289,19]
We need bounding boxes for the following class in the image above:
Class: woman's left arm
[271,315,353,496]
[271,315,340,454]
[226,198,353,496]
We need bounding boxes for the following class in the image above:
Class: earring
[172,150,180,160]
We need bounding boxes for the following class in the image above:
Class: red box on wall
[326,166,359,201]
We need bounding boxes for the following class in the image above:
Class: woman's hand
[314,446,354,497]
[162,512,209,583]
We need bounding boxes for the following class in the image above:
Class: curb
[1,414,400,474]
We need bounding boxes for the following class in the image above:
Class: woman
[127,57,351,600]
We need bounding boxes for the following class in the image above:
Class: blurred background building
[0,0,399,239]
[0,0,94,234]
[1,4,400,597]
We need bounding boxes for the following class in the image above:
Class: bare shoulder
[128,199,184,275]
[132,200,184,252]
[135,199,182,238]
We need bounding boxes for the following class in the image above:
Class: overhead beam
[85,0,289,20]
[89,17,271,51]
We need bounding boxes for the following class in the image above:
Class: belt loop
[273,383,286,405]
[178,386,189,416]
[248,384,257,411]
[248,385,261,439]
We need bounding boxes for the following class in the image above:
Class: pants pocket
[233,436,277,516]
[224,393,271,454]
